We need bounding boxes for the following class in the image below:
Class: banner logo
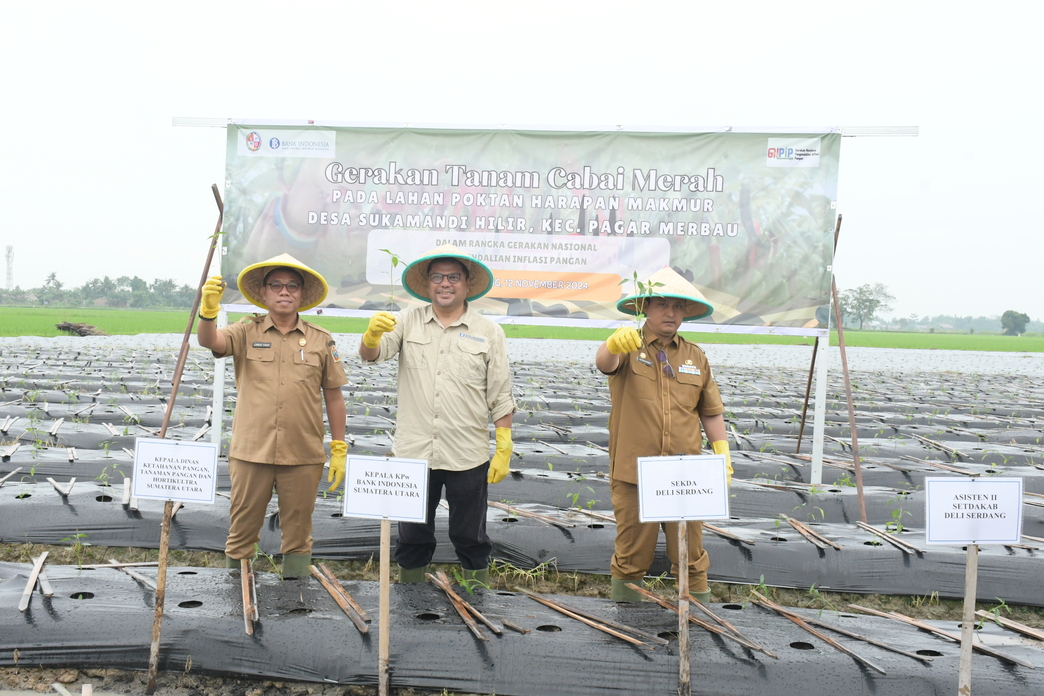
[766,138,821,168]
[269,137,281,150]
[245,132,262,152]
[235,128,336,158]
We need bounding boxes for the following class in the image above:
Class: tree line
[0,273,197,309]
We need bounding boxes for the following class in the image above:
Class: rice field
[1,306,1042,351]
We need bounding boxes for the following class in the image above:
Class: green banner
[222,125,839,334]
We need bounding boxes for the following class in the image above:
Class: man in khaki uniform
[595,267,732,602]
[359,244,514,585]
[197,253,347,578]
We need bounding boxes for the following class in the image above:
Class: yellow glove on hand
[605,326,642,355]
[327,440,348,492]
[488,427,513,484]
[200,276,225,319]
[362,311,397,349]
[711,440,733,486]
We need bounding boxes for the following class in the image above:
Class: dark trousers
[395,462,492,571]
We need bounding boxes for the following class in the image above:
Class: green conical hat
[401,244,494,302]
[617,266,714,321]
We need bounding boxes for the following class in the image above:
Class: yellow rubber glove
[711,440,733,486]
[199,276,225,319]
[605,326,642,354]
[327,440,348,492]
[362,311,397,349]
[488,428,513,484]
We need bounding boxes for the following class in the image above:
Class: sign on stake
[925,476,1025,693]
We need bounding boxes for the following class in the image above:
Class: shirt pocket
[403,332,431,370]
[629,357,657,399]
[674,371,704,408]
[456,337,489,381]
[245,347,275,381]
[293,349,321,384]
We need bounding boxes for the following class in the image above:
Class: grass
[2,306,1042,352]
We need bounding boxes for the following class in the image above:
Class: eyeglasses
[266,282,301,292]
[428,273,464,284]
[656,350,675,379]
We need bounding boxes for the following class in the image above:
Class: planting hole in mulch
[789,642,815,650]
[536,624,562,632]
[416,613,440,621]
[178,600,203,608]
[70,592,94,600]
[722,604,744,610]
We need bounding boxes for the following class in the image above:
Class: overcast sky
[2,1,1040,320]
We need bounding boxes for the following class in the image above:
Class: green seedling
[254,544,283,580]
[452,568,490,596]
[61,531,90,568]
[977,598,1010,629]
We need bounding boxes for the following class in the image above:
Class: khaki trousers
[610,478,710,592]
[225,457,324,560]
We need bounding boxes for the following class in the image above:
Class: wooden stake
[145,184,223,695]
[959,543,979,695]
[19,552,48,612]
[516,588,648,648]
[678,521,691,696]
[427,572,488,641]
[311,565,368,634]
[831,276,867,523]
[378,518,391,696]
[241,558,256,635]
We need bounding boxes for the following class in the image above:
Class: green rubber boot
[691,590,712,604]
[282,554,311,579]
[461,567,489,587]
[611,577,642,602]
[398,564,429,583]
[225,554,240,569]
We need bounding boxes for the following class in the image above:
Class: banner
[222,124,840,334]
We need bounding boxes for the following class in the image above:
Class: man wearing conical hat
[197,253,348,578]
[595,266,732,603]
[358,244,515,586]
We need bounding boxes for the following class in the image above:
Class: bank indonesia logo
[269,137,281,150]
[245,132,262,152]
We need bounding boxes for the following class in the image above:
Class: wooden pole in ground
[959,543,979,695]
[378,518,391,696]
[145,185,223,695]
[796,214,841,455]
[677,521,691,696]
[831,275,867,523]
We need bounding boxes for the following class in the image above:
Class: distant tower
[4,246,11,290]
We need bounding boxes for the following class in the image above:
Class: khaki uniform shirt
[217,314,347,465]
[605,331,725,484]
[366,304,515,471]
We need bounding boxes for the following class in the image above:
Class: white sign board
[925,477,1023,545]
[637,454,730,523]
[132,437,219,504]
[343,455,429,523]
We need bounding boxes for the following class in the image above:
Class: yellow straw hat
[617,266,714,321]
[401,244,494,302]
[236,253,330,311]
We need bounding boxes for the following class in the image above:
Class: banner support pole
[145,185,223,694]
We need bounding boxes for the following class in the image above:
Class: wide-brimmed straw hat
[617,266,714,321]
[401,244,494,303]
[236,253,329,311]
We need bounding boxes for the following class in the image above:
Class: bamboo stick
[429,571,501,637]
[974,610,1044,643]
[19,552,48,612]
[310,565,368,634]
[109,558,157,591]
[848,604,1035,669]
[487,500,575,528]
[628,583,778,658]
[752,592,885,675]
[318,564,371,622]
[516,588,649,648]
[855,521,919,553]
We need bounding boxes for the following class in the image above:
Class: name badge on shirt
[636,354,653,366]
[252,342,272,349]
[678,364,701,375]
[459,333,487,343]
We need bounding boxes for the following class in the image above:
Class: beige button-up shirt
[366,304,515,471]
[217,315,347,465]
[606,331,725,484]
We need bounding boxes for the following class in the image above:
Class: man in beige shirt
[198,253,347,578]
[359,244,514,584]
[595,267,732,602]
